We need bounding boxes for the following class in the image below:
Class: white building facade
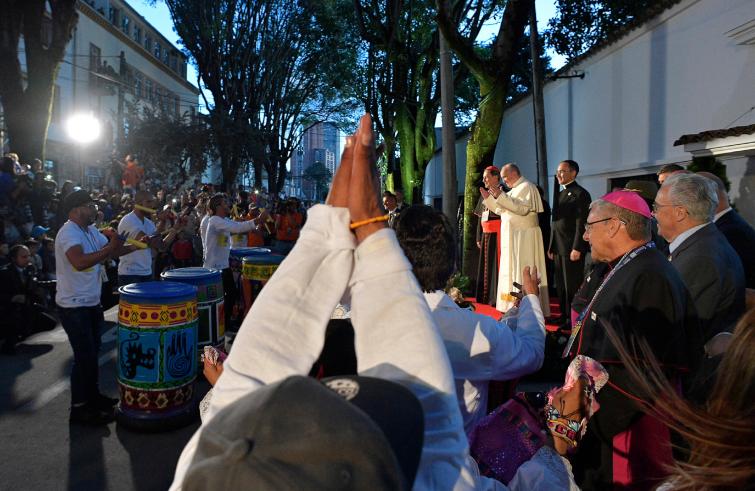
[425,0,755,224]
[44,0,200,187]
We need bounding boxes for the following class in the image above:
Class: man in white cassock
[481,163,550,315]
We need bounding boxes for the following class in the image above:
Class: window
[154,42,161,59]
[133,26,142,44]
[174,96,180,116]
[134,72,143,98]
[122,16,130,35]
[163,48,169,64]
[170,55,178,72]
[145,35,152,52]
[108,7,119,25]
[89,43,101,86]
[146,79,153,102]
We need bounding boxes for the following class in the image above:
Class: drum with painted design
[161,267,224,353]
[229,246,271,273]
[240,254,284,315]
[116,281,198,430]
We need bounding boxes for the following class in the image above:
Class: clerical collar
[668,222,708,254]
[714,207,732,222]
[559,180,575,192]
[511,176,525,188]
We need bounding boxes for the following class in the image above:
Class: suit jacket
[716,208,755,289]
[0,264,38,318]
[670,223,745,340]
[549,181,591,255]
[567,247,702,488]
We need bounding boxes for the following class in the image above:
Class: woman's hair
[602,308,755,490]
[394,205,456,292]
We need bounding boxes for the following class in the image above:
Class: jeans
[117,274,153,288]
[58,305,105,406]
[221,268,237,331]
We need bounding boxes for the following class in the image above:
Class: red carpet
[467,297,564,332]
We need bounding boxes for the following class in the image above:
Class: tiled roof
[673,124,755,146]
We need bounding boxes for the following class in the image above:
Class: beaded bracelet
[349,214,389,230]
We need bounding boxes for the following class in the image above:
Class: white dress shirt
[424,290,545,432]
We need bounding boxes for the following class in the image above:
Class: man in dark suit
[698,172,755,289]
[548,160,591,327]
[0,245,55,354]
[654,173,745,344]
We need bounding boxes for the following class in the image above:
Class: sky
[130,0,566,112]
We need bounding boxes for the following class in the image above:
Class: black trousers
[553,253,585,322]
[221,268,237,331]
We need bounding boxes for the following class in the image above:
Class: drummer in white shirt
[117,191,180,286]
[203,194,267,330]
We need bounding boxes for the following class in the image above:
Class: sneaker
[70,404,114,426]
[94,393,119,410]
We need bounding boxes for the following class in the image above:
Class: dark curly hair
[394,205,456,292]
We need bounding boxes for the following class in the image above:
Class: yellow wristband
[349,215,389,230]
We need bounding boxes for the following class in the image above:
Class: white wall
[497,0,755,201]
[426,0,755,218]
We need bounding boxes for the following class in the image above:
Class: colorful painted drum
[229,246,272,272]
[161,267,225,352]
[240,254,284,315]
[116,281,198,430]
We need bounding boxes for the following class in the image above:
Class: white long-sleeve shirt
[202,215,258,270]
[424,291,545,432]
[170,204,563,490]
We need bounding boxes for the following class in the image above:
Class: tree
[436,0,531,275]
[250,0,359,194]
[164,0,358,193]
[302,161,332,201]
[0,0,78,161]
[117,106,213,188]
[354,0,479,204]
[544,0,661,60]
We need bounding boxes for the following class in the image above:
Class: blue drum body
[116,281,198,427]
[161,267,224,351]
[229,247,272,272]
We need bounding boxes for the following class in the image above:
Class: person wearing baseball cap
[55,189,140,425]
[565,189,703,489]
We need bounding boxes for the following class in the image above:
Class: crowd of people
[0,152,307,356]
[2,112,755,490]
[173,116,754,490]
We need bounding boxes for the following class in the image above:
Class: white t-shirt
[203,215,257,270]
[117,211,156,276]
[55,221,109,308]
[199,214,210,262]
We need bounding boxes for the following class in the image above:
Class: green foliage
[302,161,332,202]
[688,156,730,191]
[117,106,213,187]
[544,0,662,60]
[164,0,359,191]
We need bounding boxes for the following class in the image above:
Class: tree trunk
[461,80,507,277]
[3,75,56,161]
[0,0,77,162]
[396,103,418,204]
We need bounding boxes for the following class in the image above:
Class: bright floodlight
[66,113,101,144]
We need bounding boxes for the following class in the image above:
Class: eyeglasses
[652,201,680,213]
[584,217,614,232]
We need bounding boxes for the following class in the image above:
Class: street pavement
[0,305,209,491]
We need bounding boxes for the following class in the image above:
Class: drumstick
[134,204,157,214]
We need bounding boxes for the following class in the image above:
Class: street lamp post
[66,113,101,188]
